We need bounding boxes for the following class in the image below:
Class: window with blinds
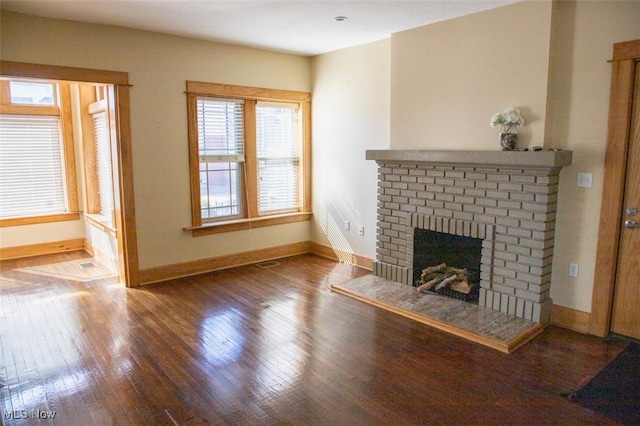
[186,81,310,235]
[0,115,67,218]
[256,102,300,214]
[92,110,115,226]
[196,96,245,220]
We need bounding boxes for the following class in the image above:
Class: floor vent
[79,262,97,269]
[256,261,280,269]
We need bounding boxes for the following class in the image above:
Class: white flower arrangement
[490,107,525,134]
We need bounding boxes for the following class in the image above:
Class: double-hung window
[256,102,301,215]
[186,81,311,235]
[0,79,78,226]
[197,96,245,220]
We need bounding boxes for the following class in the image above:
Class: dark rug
[571,342,640,425]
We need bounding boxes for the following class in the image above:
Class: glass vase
[500,132,518,151]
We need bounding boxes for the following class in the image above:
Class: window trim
[80,85,117,232]
[185,81,312,236]
[256,101,303,216]
[195,96,246,221]
[0,80,79,227]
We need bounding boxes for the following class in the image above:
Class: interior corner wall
[388,0,640,314]
[0,11,312,269]
[310,39,391,261]
[547,0,640,313]
[390,1,553,151]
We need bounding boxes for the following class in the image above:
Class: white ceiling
[1,0,520,56]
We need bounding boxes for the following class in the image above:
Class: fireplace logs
[417,263,476,299]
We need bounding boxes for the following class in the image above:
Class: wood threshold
[331,275,543,354]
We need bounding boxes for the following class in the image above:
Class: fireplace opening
[412,228,483,303]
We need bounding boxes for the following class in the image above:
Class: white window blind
[92,111,114,225]
[0,114,68,218]
[196,96,245,220]
[256,102,300,215]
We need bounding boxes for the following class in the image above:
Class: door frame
[0,61,140,287]
[590,40,640,337]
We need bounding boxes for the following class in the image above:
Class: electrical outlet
[358,225,364,236]
[344,220,350,231]
[569,263,579,278]
[577,173,592,188]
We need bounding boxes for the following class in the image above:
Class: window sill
[185,211,312,237]
[0,212,81,228]
[86,214,117,236]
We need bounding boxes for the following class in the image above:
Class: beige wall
[391,1,553,151]
[387,0,640,313]
[0,220,84,247]
[547,0,640,312]
[310,39,391,260]
[0,11,312,269]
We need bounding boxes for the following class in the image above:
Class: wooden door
[610,61,640,339]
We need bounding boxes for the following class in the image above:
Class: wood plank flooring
[0,251,628,425]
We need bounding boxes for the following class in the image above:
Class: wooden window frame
[0,79,79,227]
[185,81,312,236]
[79,85,101,218]
[79,84,117,235]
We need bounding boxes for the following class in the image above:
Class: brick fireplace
[366,150,572,323]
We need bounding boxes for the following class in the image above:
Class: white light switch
[569,263,579,278]
[577,173,592,188]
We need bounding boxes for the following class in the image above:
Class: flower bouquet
[490,107,525,151]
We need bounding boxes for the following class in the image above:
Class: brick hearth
[366,150,572,323]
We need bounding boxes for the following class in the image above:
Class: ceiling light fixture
[334,16,348,22]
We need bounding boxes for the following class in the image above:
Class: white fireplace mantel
[366,150,572,169]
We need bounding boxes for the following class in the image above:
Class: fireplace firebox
[413,228,482,302]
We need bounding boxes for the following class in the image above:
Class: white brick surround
[366,150,572,323]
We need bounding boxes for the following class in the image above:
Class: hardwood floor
[0,251,627,425]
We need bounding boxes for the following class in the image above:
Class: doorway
[0,61,139,287]
[590,39,640,339]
